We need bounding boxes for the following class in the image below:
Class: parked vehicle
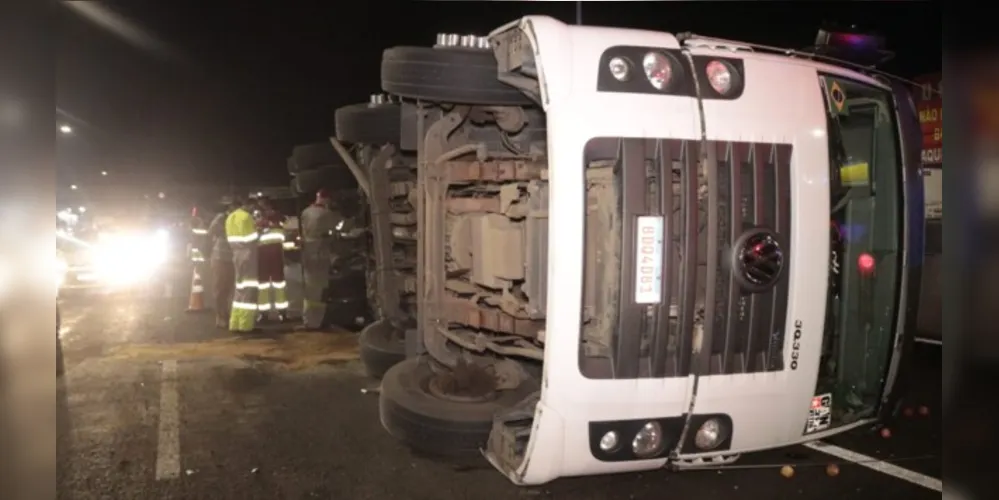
[347,19,924,486]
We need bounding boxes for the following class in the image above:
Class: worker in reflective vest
[295,189,339,330]
[224,197,260,333]
[255,196,289,322]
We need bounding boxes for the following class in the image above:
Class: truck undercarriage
[327,36,556,459]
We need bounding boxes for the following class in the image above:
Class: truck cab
[355,17,923,486]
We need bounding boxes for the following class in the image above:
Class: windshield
[818,74,903,422]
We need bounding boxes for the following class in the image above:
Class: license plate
[634,216,664,304]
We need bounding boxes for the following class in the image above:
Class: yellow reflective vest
[225,208,258,247]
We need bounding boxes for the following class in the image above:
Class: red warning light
[858,252,876,276]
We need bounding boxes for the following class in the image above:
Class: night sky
[56,1,940,201]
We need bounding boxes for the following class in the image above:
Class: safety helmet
[316,188,331,202]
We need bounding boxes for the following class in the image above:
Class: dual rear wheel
[351,42,537,458]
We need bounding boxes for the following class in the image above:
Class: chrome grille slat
[613,139,649,379]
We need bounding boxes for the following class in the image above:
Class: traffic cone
[186,268,206,312]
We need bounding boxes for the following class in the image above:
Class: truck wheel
[379,356,538,457]
[293,168,324,194]
[335,103,401,146]
[289,142,341,174]
[293,165,359,194]
[358,319,405,379]
[380,46,532,106]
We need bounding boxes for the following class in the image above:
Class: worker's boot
[255,313,266,324]
[276,311,287,323]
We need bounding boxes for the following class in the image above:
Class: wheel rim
[426,363,497,403]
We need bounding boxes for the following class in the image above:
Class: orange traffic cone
[186,268,206,312]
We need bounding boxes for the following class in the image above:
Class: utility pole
[576,1,582,25]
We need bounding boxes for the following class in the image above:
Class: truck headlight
[608,57,631,82]
[642,52,676,91]
[599,430,620,452]
[704,60,735,95]
[631,421,665,458]
[694,418,729,451]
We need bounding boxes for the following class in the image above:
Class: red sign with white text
[913,73,942,166]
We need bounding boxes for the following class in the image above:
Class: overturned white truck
[341,17,925,485]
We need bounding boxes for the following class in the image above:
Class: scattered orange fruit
[780,465,795,478]
[826,463,840,477]
[880,427,892,439]
[918,405,930,416]
[902,407,914,417]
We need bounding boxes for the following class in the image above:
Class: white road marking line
[155,360,181,480]
[914,337,942,346]
[803,441,942,492]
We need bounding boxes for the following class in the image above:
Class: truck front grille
[580,138,793,379]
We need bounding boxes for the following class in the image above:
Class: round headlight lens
[599,430,620,452]
[632,421,666,458]
[694,418,729,450]
[642,52,674,90]
[608,57,630,82]
[705,60,734,95]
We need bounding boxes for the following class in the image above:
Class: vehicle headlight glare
[694,418,728,450]
[631,421,665,458]
[56,257,67,288]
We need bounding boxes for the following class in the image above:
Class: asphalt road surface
[57,264,942,500]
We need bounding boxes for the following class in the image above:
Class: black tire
[381,46,532,106]
[293,168,323,194]
[358,319,405,379]
[379,356,539,457]
[335,103,401,145]
[294,165,359,194]
[289,142,341,174]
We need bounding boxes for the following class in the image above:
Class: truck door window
[818,75,903,423]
